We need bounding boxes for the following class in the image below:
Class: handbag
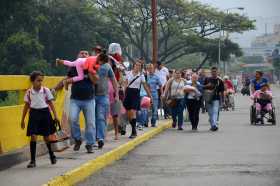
[165,79,181,108]
[49,120,71,152]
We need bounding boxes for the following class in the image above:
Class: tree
[96,0,254,64]
[0,32,49,74]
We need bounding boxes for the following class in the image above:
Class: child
[20,71,59,168]
[56,56,100,89]
[251,83,272,122]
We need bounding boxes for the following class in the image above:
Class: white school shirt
[155,67,169,86]
[126,71,146,89]
[24,87,54,109]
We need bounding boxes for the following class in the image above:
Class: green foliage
[166,54,203,69]
[0,91,18,107]
[0,32,45,74]
[0,0,255,75]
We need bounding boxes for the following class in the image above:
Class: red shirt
[224,80,234,90]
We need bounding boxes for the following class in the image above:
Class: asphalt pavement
[78,86,280,186]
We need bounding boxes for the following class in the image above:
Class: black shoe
[73,139,82,151]
[144,123,149,127]
[210,126,218,131]
[50,155,57,165]
[27,161,36,168]
[172,122,176,128]
[129,134,137,139]
[178,127,183,131]
[98,140,104,149]
[85,144,94,153]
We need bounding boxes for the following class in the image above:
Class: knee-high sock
[30,141,36,162]
[46,142,55,158]
[130,119,137,134]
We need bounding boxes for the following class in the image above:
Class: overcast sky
[197,0,280,47]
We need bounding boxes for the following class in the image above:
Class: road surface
[79,87,280,186]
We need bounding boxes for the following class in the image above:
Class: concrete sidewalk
[0,121,170,186]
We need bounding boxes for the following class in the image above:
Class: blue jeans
[171,98,185,128]
[137,108,148,126]
[151,94,159,126]
[70,99,96,145]
[95,95,109,141]
[206,100,220,128]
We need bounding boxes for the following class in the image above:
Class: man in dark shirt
[68,65,99,153]
[204,67,224,131]
[57,50,99,154]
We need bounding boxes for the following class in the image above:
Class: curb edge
[43,121,171,186]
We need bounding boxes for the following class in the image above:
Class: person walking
[185,73,203,131]
[198,69,207,113]
[69,59,99,153]
[163,70,187,130]
[155,61,170,119]
[123,60,152,138]
[146,63,163,127]
[204,67,224,131]
[20,71,58,168]
[95,52,119,148]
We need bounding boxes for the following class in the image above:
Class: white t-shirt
[126,71,146,89]
[24,87,54,109]
[155,67,169,86]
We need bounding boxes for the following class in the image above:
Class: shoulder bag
[166,79,181,108]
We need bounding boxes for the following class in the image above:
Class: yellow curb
[43,121,171,186]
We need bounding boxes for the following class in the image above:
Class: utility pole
[151,0,158,65]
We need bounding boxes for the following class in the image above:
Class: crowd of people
[20,42,272,169]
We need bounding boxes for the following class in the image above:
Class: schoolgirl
[123,60,152,138]
[20,71,59,168]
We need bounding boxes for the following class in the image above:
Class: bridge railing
[0,75,72,154]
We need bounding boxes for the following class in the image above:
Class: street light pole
[151,0,158,65]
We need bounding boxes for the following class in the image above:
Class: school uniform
[24,87,56,137]
[123,71,146,138]
[123,71,146,111]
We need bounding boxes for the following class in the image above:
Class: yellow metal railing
[0,75,69,153]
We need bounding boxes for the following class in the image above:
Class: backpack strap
[27,89,31,105]
[28,87,49,105]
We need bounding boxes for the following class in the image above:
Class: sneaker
[85,144,94,153]
[210,126,218,131]
[98,140,104,149]
[138,125,143,130]
[27,161,36,168]
[73,140,82,151]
